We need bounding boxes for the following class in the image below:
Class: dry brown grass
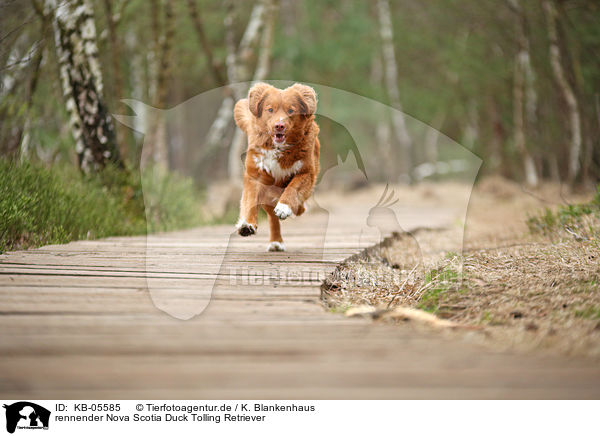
[321,231,426,309]
[322,178,600,357]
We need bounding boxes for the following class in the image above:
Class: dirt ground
[322,177,600,358]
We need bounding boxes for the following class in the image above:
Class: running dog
[233,82,320,251]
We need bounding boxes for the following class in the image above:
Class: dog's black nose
[274,122,285,132]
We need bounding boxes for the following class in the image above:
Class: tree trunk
[510,0,538,187]
[543,0,582,184]
[46,0,121,173]
[19,39,46,161]
[17,1,49,160]
[486,96,505,175]
[370,51,393,180]
[236,0,268,79]
[143,0,174,169]
[102,0,128,161]
[187,0,226,86]
[376,0,413,183]
[223,0,242,100]
[424,110,446,171]
[592,93,600,183]
[224,0,268,99]
[227,0,276,181]
[463,101,479,150]
[196,0,268,169]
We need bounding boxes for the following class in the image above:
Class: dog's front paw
[274,202,293,220]
[236,218,256,237]
[267,241,285,252]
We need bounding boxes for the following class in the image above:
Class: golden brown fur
[233,82,320,251]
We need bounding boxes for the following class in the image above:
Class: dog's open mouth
[273,133,286,145]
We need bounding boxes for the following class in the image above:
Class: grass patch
[328,303,352,314]
[527,184,600,239]
[138,165,207,232]
[572,278,599,294]
[574,306,600,320]
[0,160,208,252]
[417,265,459,313]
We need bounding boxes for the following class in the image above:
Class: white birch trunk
[227,0,276,181]
[46,0,121,173]
[199,0,268,169]
[543,0,582,183]
[200,0,268,174]
[224,0,242,100]
[237,0,267,67]
[143,0,174,169]
[511,0,538,187]
[370,51,393,180]
[376,0,412,183]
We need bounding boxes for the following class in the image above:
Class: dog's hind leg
[263,205,285,252]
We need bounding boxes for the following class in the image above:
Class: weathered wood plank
[1,200,599,399]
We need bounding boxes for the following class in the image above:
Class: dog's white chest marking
[253,148,303,181]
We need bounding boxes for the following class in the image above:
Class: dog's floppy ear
[248,82,273,117]
[289,83,317,116]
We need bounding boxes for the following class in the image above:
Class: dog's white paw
[267,241,285,252]
[236,218,256,237]
[274,202,293,220]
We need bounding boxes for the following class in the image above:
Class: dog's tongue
[274,133,285,143]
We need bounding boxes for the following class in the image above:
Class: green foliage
[2,0,600,182]
[417,265,459,313]
[328,303,353,314]
[0,160,207,252]
[527,185,600,238]
[574,305,600,320]
[140,165,207,233]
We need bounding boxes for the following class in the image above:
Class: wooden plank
[0,199,599,399]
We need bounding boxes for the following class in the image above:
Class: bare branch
[187,0,226,86]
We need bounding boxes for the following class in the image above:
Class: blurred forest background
[1,0,599,249]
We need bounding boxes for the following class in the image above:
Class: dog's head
[247,82,317,146]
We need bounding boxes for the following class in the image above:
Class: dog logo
[3,402,50,434]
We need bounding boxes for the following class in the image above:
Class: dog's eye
[268,108,273,113]
[288,109,294,114]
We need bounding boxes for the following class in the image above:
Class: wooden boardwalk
[1,197,599,399]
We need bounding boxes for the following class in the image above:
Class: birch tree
[196,0,268,167]
[370,51,394,179]
[509,0,538,187]
[46,0,121,173]
[227,0,276,181]
[376,0,413,183]
[543,0,582,183]
[142,0,175,169]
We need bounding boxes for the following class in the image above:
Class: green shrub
[140,165,207,233]
[0,160,207,252]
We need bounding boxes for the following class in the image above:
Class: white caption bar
[0,400,597,435]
